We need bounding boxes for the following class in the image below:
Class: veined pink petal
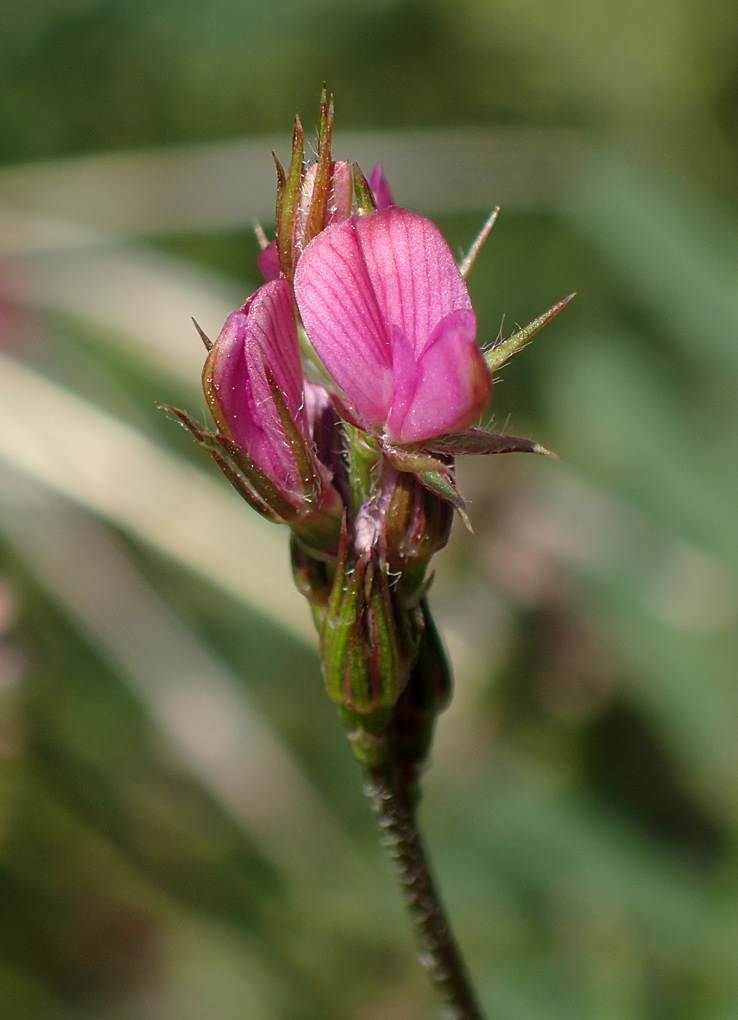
[352,207,473,358]
[295,206,488,442]
[294,217,394,427]
[203,279,307,488]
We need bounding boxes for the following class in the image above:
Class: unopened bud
[387,600,452,795]
[320,520,409,723]
[382,468,453,598]
[274,91,353,280]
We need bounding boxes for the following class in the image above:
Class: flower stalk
[365,760,484,1020]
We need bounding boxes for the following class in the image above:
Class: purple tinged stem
[365,762,485,1020]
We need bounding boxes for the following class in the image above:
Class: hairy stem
[364,762,485,1020]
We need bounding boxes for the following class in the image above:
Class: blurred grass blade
[11,239,243,391]
[0,464,354,878]
[0,127,581,247]
[568,150,738,373]
[0,351,313,644]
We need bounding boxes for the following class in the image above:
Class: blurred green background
[1,1,738,1018]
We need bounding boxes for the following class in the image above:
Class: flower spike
[174,91,574,1020]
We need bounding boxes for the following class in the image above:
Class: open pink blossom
[293,206,492,445]
[203,278,310,496]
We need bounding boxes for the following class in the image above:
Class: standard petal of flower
[203,278,306,487]
[386,309,491,443]
[294,220,394,427]
[351,207,473,359]
[296,206,483,441]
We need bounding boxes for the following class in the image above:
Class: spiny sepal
[459,207,499,280]
[265,367,323,499]
[162,405,285,523]
[427,427,556,459]
[352,163,378,214]
[485,293,575,373]
[415,469,471,531]
[305,89,334,243]
[276,114,305,280]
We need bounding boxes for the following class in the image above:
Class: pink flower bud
[203,280,306,490]
[294,206,492,445]
[202,278,341,540]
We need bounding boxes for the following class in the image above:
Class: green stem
[345,424,379,518]
[364,761,485,1020]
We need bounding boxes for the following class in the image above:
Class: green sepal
[264,367,322,500]
[377,443,471,528]
[383,471,452,603]
[272,152,286,241]
[290,535,335,629]
[485,293,575,373]
[304,89,334,244]
[320,522,409,718]
[352,163,377,214]
[459,207,499,281]
[162,405,284,523]
[191,318,213,351]
[380,443,452,476]
[427,427,556,459]
[209,433,301,520]
[415,469,472,531]
[277,115,305,280]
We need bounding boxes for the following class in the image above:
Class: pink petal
[294,218,394,427]
[295,207,474,432]
[203,279,307,485]
[386,310,491,444]
[350,207,473,359]
[257,239,281,282]
[368,163,395,209]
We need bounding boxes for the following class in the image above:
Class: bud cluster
[174,91,569,774]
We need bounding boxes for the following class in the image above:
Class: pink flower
[203,278,324,504]
[293,206,492,445]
